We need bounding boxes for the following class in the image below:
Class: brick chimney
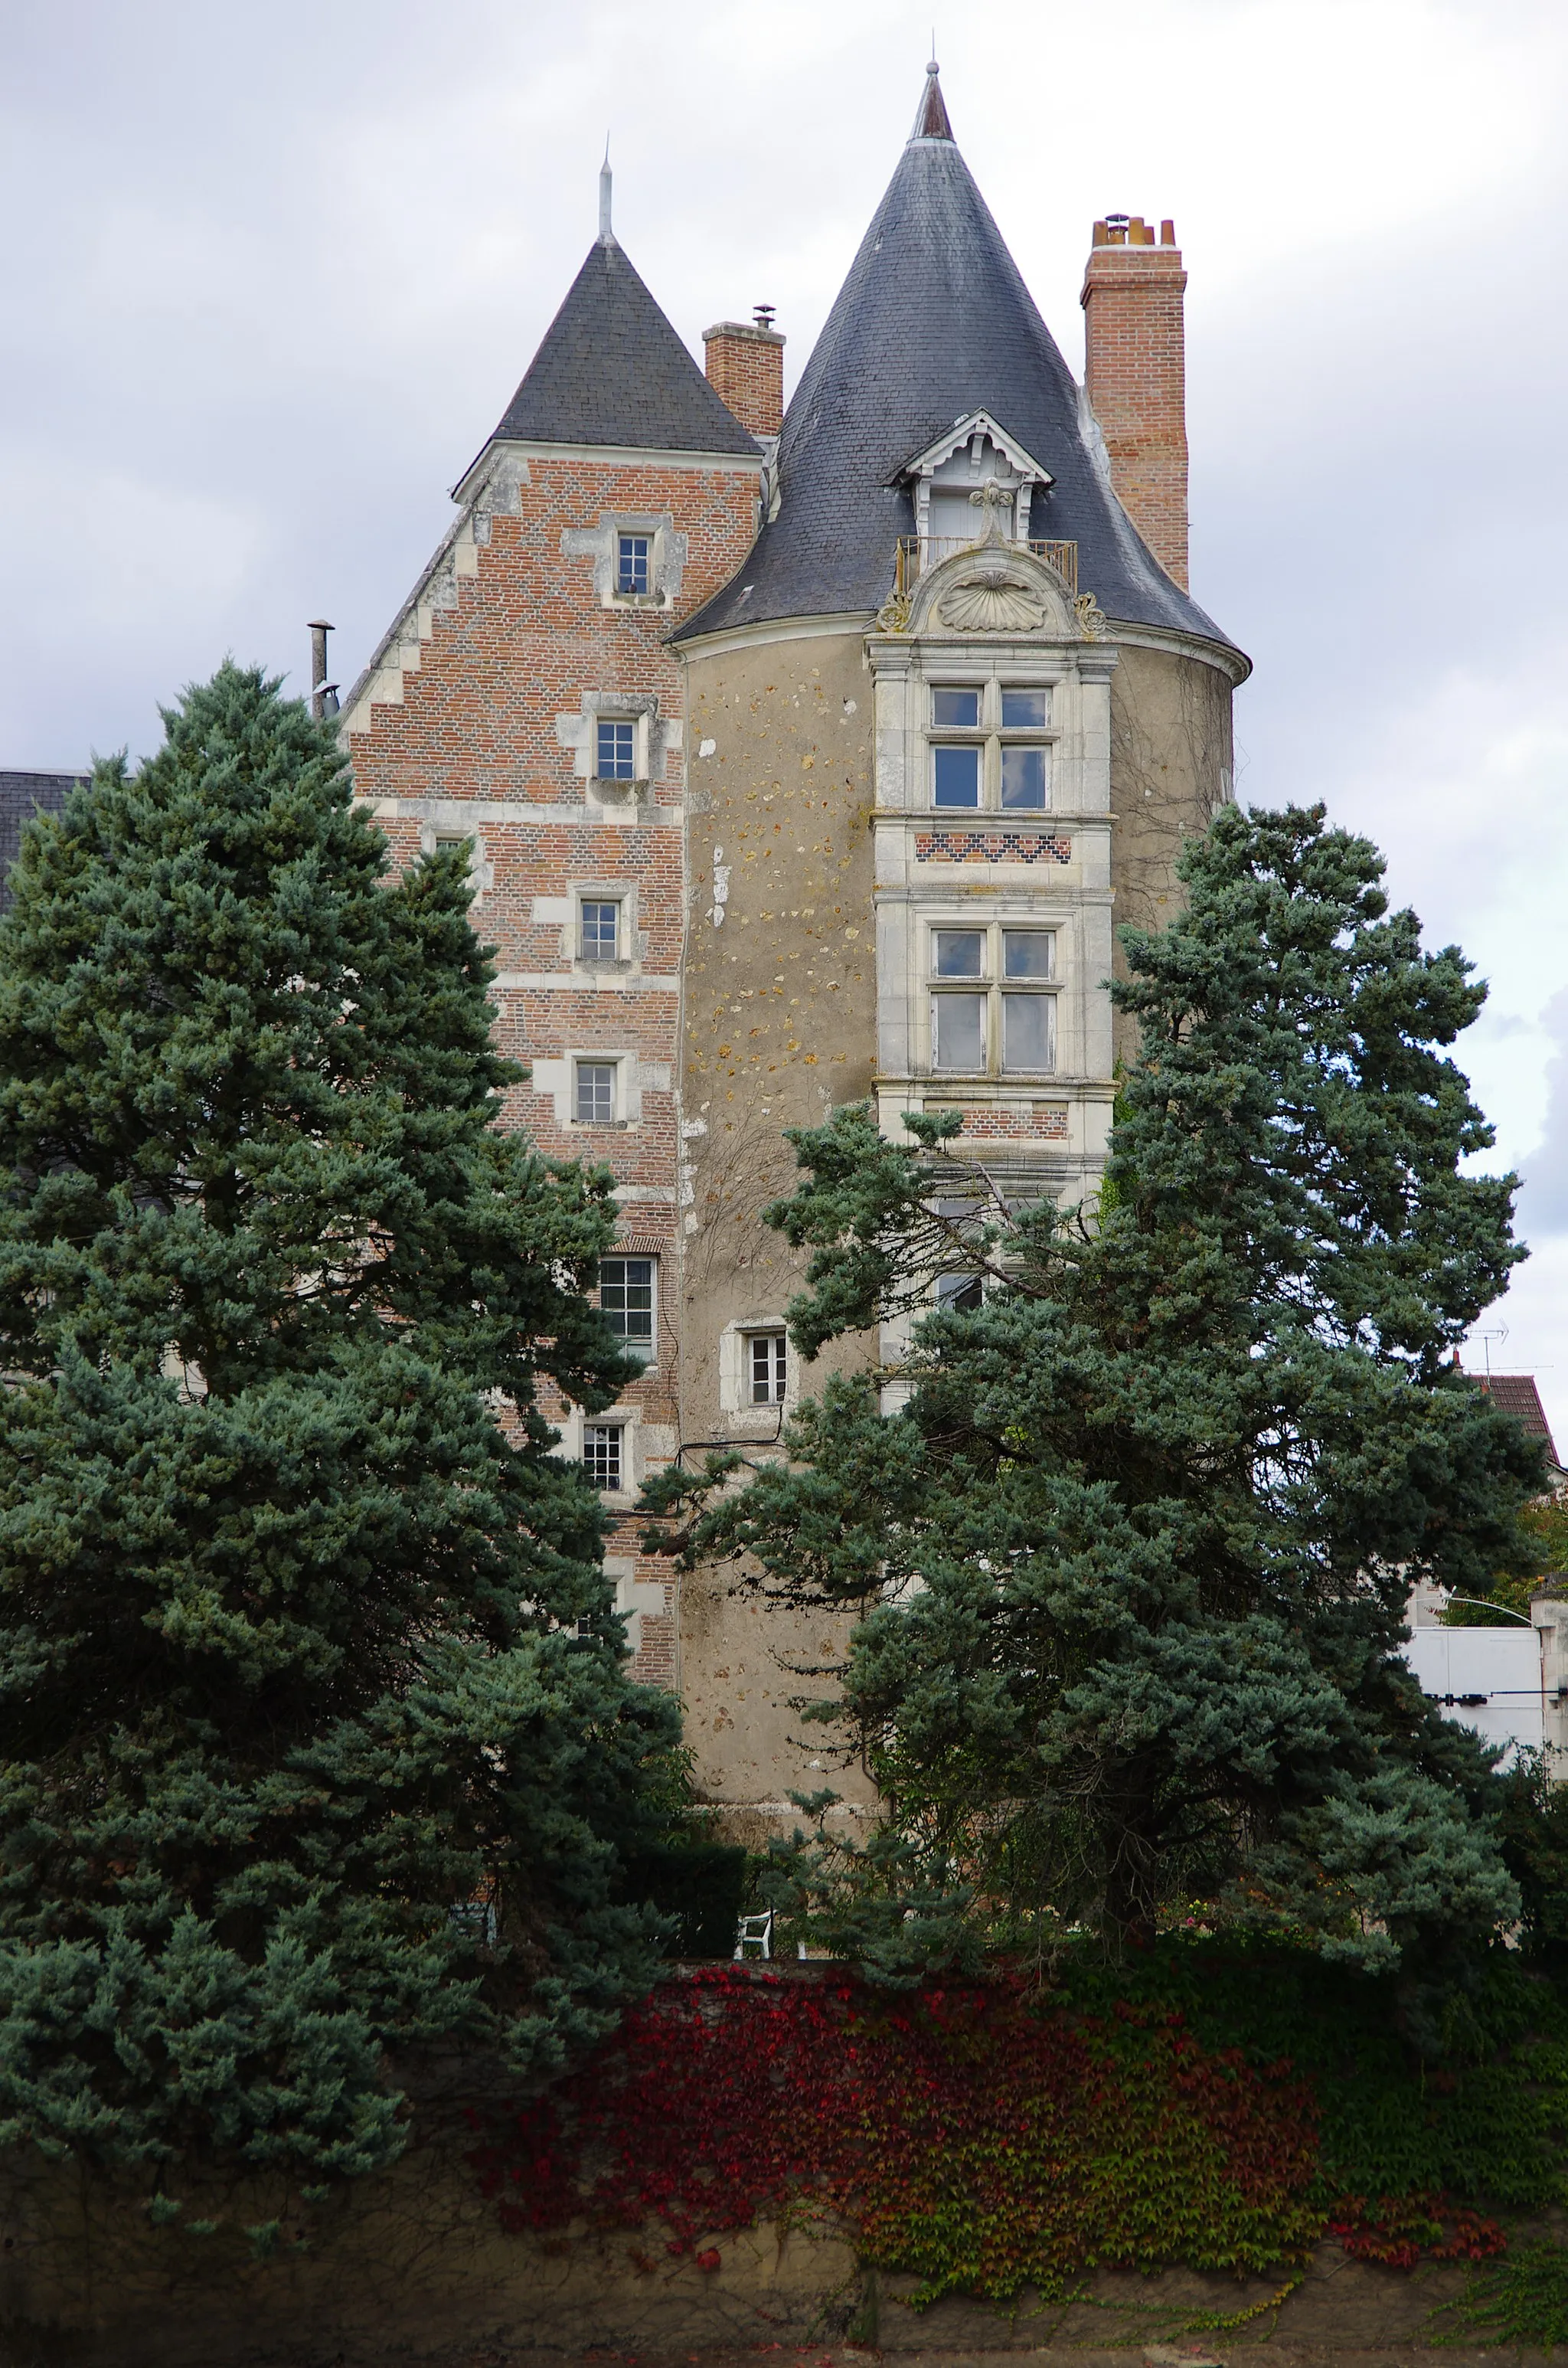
[703,308,785,440]
[1080,216,1188,589]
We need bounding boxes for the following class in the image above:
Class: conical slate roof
[676,72,1239,653]
[474,235,760,463]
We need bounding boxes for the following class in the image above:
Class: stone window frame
[556,692,679,806]
[924,915,1060,1081]
[560,511,689,613]
[568,881,641,976]
[419,811,493,898]
[718,1318,797,1423]
[562,1406,642,1505]
[926,675,1057,815]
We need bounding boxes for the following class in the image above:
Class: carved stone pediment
[937,565,1047,633]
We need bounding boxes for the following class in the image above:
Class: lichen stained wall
[1107,639,1236,1071]
[676,626,880,1820]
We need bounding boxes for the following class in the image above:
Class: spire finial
[599,139,614,244]
[911,55,954,141]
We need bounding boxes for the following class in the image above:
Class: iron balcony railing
[894,535,1079,598]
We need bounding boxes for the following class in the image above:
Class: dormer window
[616,535,651,596]
[898,411,1054,556]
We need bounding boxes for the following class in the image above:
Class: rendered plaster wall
[1106,638,1236,1070]
[675,627,880,1819]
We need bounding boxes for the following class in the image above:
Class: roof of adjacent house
[1478,1373,1563,1471]
[0,770,85,910]
[466,234,761,473]
[675,66,1242,655]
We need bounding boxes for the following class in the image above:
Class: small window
[583,1423,624,1490]
[933,929,985,978]
[932,685,980,728]
[932,992,986,1072]
[936,1274,984,1313]
[749,1332,787,1404]
[580,900,621,959]
[1001,746,1049,810]
[1002,992,1056,1073]
[1001,688,1050,728]
[1003,930,1055,980]
[616,535,650,595]
[596,720,636,780]
[575,1061,616,1124]
[599,1256,655,1359]
[933,747,981,809]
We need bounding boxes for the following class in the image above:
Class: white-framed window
[580,898,622,960]
[575,1061,618,1124]
[928,680,1053,813]
[927,923,1057,1077]
[599,1255,655,1361]
[616,534,651,596]
[583,1423,624,1491]
[748,1330,787,1405]
[596,718,637,780]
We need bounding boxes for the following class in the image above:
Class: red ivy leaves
[1328,2193,1507,2269]
[467,1971,1509,2305]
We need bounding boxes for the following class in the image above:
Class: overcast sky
[4,0,1566,1431]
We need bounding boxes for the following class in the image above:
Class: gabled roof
[464,234,761,474]
[676,68,1242,656]
[0,770,86,911]
[1478,1374,1563,1471]
[897,408,1054,489]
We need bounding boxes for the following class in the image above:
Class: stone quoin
[338,63,1250,1834]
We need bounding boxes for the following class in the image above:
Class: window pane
[932,929,984,978]
[932,993,985,1071]
[750,1332,786,1404]
[616,535,649,594]
[1001,688,1049,728]
[1002,993,1056,1072]
[580,900,620,957]
[936,1274,984,1313]
[1001,746,1049,809]
[583,1424,623,1490]
[599,1256,655,1353]
[931,686,980,728]
[596,720,636,780]
[1002,930,1055,980]
[576,1062,616,1123]
[933,747,980,808]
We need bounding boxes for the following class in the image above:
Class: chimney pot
[1161,218,1176,245]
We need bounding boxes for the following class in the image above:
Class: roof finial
[599,138,614,245]
[911,54,954,141]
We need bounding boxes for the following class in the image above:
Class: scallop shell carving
[937,574,1047,633]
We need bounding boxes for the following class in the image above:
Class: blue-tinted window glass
[580,901,620,957]
[576,1062,616,1123]
[1003,931,1055,980]
[933,930,984,977]
[933,747,980,808]
[931,686,980,728]
[617,535,650,594]
[1001,746,1048,809]
[597,720,635,780]
[1001,688,1049,728]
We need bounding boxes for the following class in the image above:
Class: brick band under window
[915,831,1072,865]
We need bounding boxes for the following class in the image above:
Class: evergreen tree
[652,805,1542,1974]
[0,664,683,2177]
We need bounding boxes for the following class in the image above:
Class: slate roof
[1478,1375,1563,1471]
[0,771,85,911]
[675,69,1240,655]
[469,235,760,470]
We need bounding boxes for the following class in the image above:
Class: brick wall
[346,447,762,1688]
[1080,221,1188,590]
